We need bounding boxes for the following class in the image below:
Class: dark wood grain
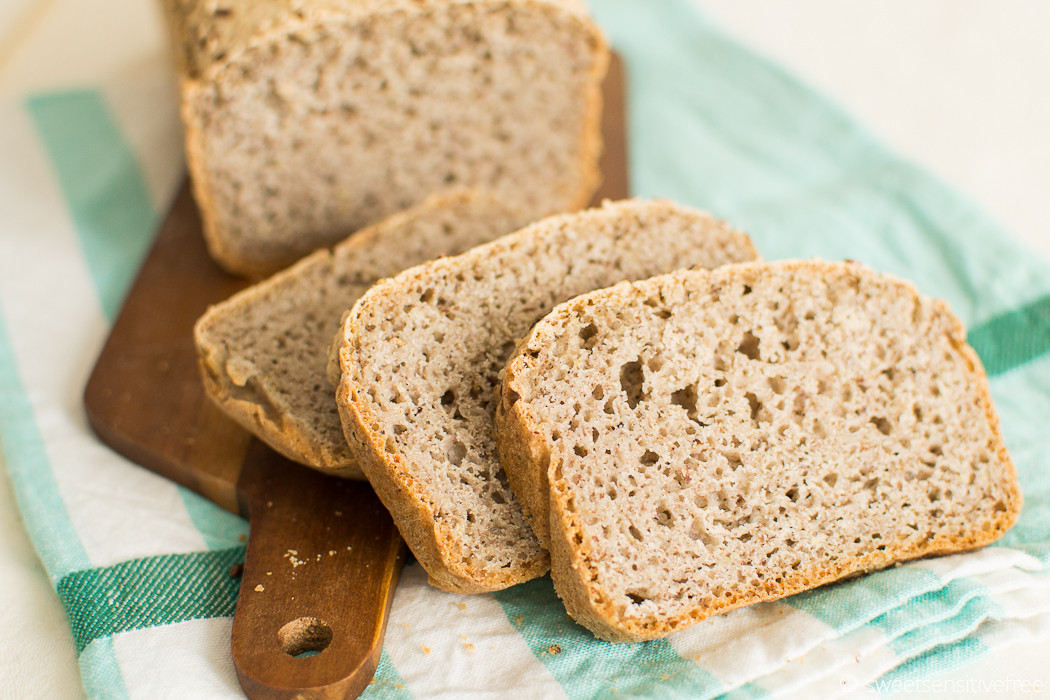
[82,53,626,700]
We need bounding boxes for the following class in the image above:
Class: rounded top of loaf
[163,0,596,81]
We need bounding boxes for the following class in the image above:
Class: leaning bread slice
[496,259,1021,641]
[336,199,759,593]
[194,190,532,478]
[162,0,608,276]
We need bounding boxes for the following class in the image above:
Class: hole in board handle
[278,617,333,658]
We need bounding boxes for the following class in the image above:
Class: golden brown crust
[501,258,1023,642]
[494,360,556,547]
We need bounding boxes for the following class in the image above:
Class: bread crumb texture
[501,259,1021,641]
[338,199,758,592]
[166,0,607,274]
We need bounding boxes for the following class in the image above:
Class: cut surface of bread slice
[335,199,759,593]
[194,190,532,478]
[496,259,1021,641]
[161,0,608,275]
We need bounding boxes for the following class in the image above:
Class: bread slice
[335,199,759,593]
[160,0,608,276]
[194,190,532,478]
[496,259,1022,641]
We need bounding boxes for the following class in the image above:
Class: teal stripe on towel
[870,636,987,695]
[26,90,156,322]
[361,649,415,699]
[79,637,130,700]
[57,547,244,654]
[177,488,248,552]
[787,566,941,633]
[969,294,1050,377]
[494,577,725,699]
[0,308,91,579]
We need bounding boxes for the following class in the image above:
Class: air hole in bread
[640,450,659,466]
[737,331,760,360]
[871,416,893,435]
[620,360,645,408]
[579,323,598,347]
[745,392,761,423]
[447,439,467,465]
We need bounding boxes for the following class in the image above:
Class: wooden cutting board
[83,54,627,700]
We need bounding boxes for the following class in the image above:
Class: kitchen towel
[2,0,1049,697]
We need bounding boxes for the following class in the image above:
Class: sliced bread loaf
[161,0,608,276]
[194,190,532,477]
[335,199,759,593]
[496,259,1021,641]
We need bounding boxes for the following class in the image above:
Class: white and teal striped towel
[2,0,1049,697]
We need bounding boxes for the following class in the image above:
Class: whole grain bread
[335,199,759,593]
[496,259,1022,642]
[160,0,608,276]
[194,190,532,477]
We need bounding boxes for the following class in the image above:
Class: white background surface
[1,1,1047,697]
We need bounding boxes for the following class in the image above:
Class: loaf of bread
[334,199,759,593]
[160,0,609,276]
[495,259,1021,641]
[194,190,531,477]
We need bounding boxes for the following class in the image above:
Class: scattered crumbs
[346,545,353,550]
[335,510,343,516]
[458,634,468,640]
[463,641,475,652]
[316,553,323,561]
[661,674,669,681]
[695,654,702,662]
[266,571,272,576]
[514,615,524,627]
[457,602,467,611]
[266,501,273,508]
[422,645,431,655]
[395,684,403,690]
[329,550,337,556]
[548,644,562,655]
[254,584,264,592]
[401,622,411,629]
[369,678,377,685]
[237,533,247,543]
[283,550,306,568]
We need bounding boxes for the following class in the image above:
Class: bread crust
[500,259,1023,641]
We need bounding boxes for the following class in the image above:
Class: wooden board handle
[232,441,407,699]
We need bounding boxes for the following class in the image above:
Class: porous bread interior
[505,260,1020,640]
[341,199,758,589]
[194,191,529,475]
[184,1,605,273]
